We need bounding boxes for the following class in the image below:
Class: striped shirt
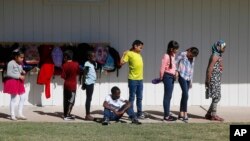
[176,51,195,81]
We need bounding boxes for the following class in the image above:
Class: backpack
[75,43,94,65]
[102,46,121,76]
[95,45,109,65]
[51,46,63,67]
[23,44,40,65]
[102,54,115,71]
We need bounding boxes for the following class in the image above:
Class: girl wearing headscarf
[205,40,226,121]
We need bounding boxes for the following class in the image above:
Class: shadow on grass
[0,112,10,119]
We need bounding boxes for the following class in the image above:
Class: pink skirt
[3,78,25,95]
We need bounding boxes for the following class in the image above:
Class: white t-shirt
[105,95,125,111]
[84,61,97,85]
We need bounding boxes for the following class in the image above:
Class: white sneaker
[10,115,17,121]
[63,116,75,121]
[17,115,27,120]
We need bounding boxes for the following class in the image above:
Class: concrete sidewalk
[0,105,249,123]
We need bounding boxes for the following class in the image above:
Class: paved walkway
[0,106,250,123]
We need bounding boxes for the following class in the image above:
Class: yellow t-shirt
[123,51,143,80]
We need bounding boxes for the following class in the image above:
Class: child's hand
[19,75,25,80]
[205,81,210,88]
[189,83,192,89]
[21,71,26,75]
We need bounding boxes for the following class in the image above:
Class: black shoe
[102,118,110,125]
[163,116,177,121]
[131,118,142,125]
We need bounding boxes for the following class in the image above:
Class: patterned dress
[208,58,222,99]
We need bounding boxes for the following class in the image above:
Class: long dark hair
[167,40,179,68]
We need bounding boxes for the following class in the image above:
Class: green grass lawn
[0,122,234,141]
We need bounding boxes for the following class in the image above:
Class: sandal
[211,115,224,121]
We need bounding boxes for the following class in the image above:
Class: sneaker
[183,116,189,121]
[131,118,142,125]
[17,115,27,120]
[63,116,75,121]
[69,115,76,119]
[137,113,146,119]
[163,116,177,121]
[102,118,110,125]
[10,115,17,121]
[178,115,184,120]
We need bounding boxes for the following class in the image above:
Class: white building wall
[0,0,250,106]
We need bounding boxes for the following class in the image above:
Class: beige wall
[0,0,250,106]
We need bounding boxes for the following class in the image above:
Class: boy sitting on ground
[102,86,141,125]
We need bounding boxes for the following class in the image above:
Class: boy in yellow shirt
[120,40,145,119]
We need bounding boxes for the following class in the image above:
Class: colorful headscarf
[212,40,226,56]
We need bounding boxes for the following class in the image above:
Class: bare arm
[103,101,117,113]
[120,50,129,66]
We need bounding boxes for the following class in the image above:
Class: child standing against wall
[159,40,179,121]
[3,49,27,120]
[61,50,79,121]
[120,40,145,119]
[83,51,97,121]
[176,47,199,121]
[205,40,226,121]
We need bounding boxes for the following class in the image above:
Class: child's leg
[67,92,76,116]
[85,84,94,115]
[208,96,221,116]
[18,94,26,116]
[10,95,18,117]
[63,89,70,117]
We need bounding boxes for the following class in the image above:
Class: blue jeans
[103,107,135,120]
[163,73,175,117]
[128,79,143,116]
[178,76,190,112]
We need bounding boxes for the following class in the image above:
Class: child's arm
[205,55,219,87]
[7,61,21,79]
[160,54,168,80]
[103,101,117,113]
[120,50,129,66]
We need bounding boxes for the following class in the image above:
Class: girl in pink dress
[3,49,27,120]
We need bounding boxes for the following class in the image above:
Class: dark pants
[63,89,76,117]
[128,79,143,116]
[85,84,94,115]
[178,76,190,112]
[103,105,136,120]
[163,73,175,117]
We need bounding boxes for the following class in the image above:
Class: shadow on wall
[25,74,44,106]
